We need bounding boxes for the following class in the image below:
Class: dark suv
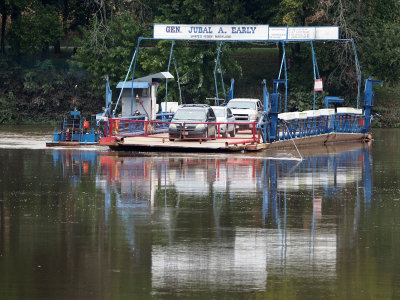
[168,104,217,141]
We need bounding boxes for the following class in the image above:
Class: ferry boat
[97,24,381,153]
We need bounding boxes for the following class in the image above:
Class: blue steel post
[219,59,227,103]
[165,41,175,113]
[113,38,142,117]
[278,41,287,112]
[172,52,183,104]
[130,39,142,116]
[277,41,288,112]
[351,39,362,109]
[363,77,382,133]
[214,42,223,106]
[311,41,317,110]
[228,78,234,101]
[105,76,109,108]
[105,76,112,113]
[269,91,279,141]
[270,79,286,141]
[284,43,288,112]
[262,79,269,142]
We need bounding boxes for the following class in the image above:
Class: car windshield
[212,109,225,117]
[228,101,256,110]
[173,109,206,120]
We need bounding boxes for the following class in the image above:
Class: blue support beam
[363,77,382,133]
[310,41,321,110]
[324,96,344,108]
[105,76,112,117]
[351,39,362,109]
[278,42,288,111]
[219,59,227,103]
[130,39,141,116]
[228,78,234,101]
[269,79,287,141]
[262,79,270,142]
[164,41,175,112]
[172,52,183,105]
[113,37,142,117]
[214,42,224,106]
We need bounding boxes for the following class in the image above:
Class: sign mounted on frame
[153,24,270,41]
[314,78,323,91]
[153,24,339,41]
[269,26,339,40]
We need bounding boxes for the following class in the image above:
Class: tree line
[0,0,399,124]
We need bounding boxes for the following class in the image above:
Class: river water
[0,127,399,299]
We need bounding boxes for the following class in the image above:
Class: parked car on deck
[211,106,236,137]
[227,98,263,130]
[168,104,217,141]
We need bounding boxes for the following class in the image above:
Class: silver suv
[227,98,263,129]
[168,104,217,141]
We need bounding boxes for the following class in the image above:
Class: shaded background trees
[0,0,399,125]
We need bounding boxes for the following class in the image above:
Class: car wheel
[169,138,175,142]
[230,127,236,137]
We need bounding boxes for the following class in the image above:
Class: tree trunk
[0,0,6,54]
[10,4,21,55]
[54,40,61,54]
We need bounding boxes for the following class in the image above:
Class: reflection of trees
[0,143,382,297]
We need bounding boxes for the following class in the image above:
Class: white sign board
[268,27,287,40]
[270,27,339,40]
[153,24,339,41]
[315,27,339,40]
[288,27,316,40]
[154,24,269,41]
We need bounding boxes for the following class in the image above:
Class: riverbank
[0,48,398,127]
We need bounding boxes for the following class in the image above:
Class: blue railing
[276,111,366,141]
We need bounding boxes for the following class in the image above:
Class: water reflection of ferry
[98,155,263,199]
[94,144,372,290]
[96,143,371,201]
[51,143,372,291]
[51,149,98,187]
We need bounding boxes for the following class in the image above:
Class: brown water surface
[0,127,399,299]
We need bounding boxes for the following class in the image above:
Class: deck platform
[104,131,371,152]
[106,132,258,152]
[260,133,371,150]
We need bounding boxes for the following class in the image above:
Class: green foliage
[287,90,322,111]
[1,0,400,127]
[0,91,17,123]
[361,23,400,84]
[372,85,400,128]
[73,12,148,89]
[74,12,242,106]
[274,0,317,25]
[137,41,241,105]
[0,57,101,124]
[8,1,63,55]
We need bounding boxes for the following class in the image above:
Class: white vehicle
[227,98,264,129]
[211,106,236,137]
